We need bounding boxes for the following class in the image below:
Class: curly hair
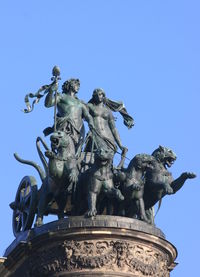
[62,78,80,94]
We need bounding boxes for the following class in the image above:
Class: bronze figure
[10,67,196,237]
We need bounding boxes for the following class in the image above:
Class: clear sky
[0,1,199,276]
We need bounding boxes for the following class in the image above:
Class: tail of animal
[155,199,162,217]
[36,137,49,177]
[14,153,46,182]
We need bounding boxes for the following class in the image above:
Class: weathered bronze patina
[10,66,196,233]
[5,66,196,276]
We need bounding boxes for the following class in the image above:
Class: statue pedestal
[4,216,177,276]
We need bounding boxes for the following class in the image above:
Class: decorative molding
[25,240,169,276]
[5,217,176,276]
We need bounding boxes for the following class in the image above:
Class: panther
[75,148,124,217]
[113,154,155,223]
[143,145,196,223]
[14,131,79,227]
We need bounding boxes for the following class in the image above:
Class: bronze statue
[113,154,155,223]
[114,146,196,224]
[85,88,128,154]
[13,131,79,227]
[44,78,94,156]
[10,66,196,238]
[143,145,196,223]
[75,147,124,217]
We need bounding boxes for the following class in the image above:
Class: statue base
[4,216,177,276]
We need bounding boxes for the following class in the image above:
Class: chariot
[10,132,94,238]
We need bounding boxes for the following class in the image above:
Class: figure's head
[92,88,105,104]
[62,78,80,94]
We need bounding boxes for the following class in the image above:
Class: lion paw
[186,172,196,179]
[165,186,174,195]
[141,216,152,225]
[86,209,97,218]
[131,184,141,191]
[181,172,196,180]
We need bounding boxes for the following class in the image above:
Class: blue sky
[0,1,199,276]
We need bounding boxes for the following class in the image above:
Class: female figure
[85,88,130,158]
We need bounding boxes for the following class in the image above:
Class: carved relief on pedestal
[27,239,169,276]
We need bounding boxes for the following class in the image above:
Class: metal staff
[51,66,61,132]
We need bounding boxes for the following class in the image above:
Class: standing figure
[85,88,131,159]
[44,78,94,156]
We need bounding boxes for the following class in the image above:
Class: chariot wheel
[12,176,38,237]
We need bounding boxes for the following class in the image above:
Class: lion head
[50,131,71,152]
[127,154,155,173]
[94,148,114,165]
[152,145,177,168]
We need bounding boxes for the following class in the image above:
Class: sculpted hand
[120,146,128,154]
[69,170,78,184]
[50,80,58,92]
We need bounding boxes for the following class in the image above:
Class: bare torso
[87,103,115,145]
[57,94,85,131]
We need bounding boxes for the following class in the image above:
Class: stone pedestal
[3,216,177,276]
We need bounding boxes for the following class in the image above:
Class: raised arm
[44,84,61,108]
